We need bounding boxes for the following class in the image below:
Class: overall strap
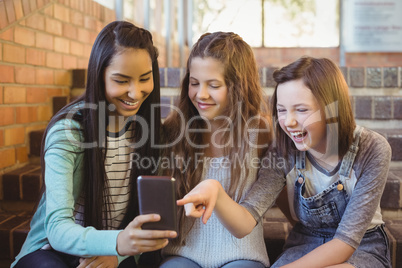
[296,150,306,177]
[339,125,363,178]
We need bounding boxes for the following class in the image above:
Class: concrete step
[0,260,12,268]
[353,96,402,123]
[1,165,42,203]
[386,219,402,268]
[29,129,45,158]
[375,129,402,161]
[381,167,402,213]
[263,217,291,264]
[0,211,31,262]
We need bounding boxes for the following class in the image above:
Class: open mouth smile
[119,99,140,110]
[289,131,307,142]
[120,99,139,106]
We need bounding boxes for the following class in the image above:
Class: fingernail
[170,231,177,237]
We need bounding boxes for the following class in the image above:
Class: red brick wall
[253,47,402,67]
[0,0,115,173]
[0,0,187,175]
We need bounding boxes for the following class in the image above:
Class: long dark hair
[162,32,270,243]
[272,56,355,159]
[39,21,161,230]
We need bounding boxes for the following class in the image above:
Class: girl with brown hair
[160,32,272,268]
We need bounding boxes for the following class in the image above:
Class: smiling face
[104,48,153,120]
[276,79,327,153]
[188,57,229,124]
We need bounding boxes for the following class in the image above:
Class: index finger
[176,194,203,206]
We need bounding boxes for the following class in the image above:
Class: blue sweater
[12,118,129,267]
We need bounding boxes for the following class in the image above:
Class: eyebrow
[140,70,153,77]
[189,76,222,83]
[276,103,307,107]
[112,70,153,79]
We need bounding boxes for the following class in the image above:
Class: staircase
[0,94,68,267]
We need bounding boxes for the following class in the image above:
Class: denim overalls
[272,127,391,268]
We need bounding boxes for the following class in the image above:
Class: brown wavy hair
[271,56,355,159]
[162,32,271,244]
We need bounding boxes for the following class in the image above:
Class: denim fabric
[14,249,80,268]
[272,127,391,268]
[160,256,202,268]
[272,224,391,268]
[14,249,137,268]
[160,256,266,268]
[294,178,349,234]
[347,225,391,268]
[221,260,266,268]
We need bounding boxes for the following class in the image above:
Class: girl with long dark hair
[12,21,176,268]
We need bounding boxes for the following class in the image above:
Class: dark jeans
[160,256,266,268]
[14,249,137,268]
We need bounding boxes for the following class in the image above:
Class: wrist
[116,231,122,255]
[216,181,224,200]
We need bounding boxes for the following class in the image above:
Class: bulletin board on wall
[342,0,402,52]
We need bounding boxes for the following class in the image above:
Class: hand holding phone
[116,213,177,256]
[137,176,177,231]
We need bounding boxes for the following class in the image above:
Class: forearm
[281,239,355,268]
[214,184,257,238]
[46,217,120,256]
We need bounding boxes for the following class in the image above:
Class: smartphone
[137,176,177,231]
